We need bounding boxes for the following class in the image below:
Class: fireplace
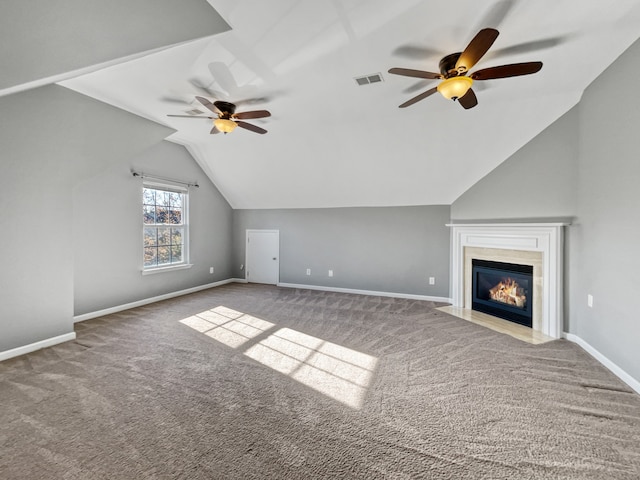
[472,259,533,327]
[447,223,568,339]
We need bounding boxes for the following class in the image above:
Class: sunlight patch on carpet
[244,328,378,409]
[180,306,275,348]
[180,307,378,408]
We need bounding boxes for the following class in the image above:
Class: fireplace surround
[448,223,567,339]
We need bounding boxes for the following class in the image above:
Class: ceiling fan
[167,96,271,134]
[388,28,542,109]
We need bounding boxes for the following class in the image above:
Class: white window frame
[141,180,192,275]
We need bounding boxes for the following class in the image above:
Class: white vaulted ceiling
[10,1,640,208]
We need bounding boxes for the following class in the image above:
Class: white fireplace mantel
[447,223,568,339]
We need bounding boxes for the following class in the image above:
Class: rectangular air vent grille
[354,73,383,86]
[187,108,205,115]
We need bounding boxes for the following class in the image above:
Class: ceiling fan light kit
[214,118,237,133]
[437,76,473,100]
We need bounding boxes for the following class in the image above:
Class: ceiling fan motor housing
[439,52,463,77]
[214,100,236,116]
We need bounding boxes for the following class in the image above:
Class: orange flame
[489,278,526,308]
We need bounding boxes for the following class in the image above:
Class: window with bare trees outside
[143,184,188,271]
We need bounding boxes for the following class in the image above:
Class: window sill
[142,264,193,275]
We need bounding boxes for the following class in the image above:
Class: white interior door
[246,230,280,285]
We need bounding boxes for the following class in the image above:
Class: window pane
[144,247,157,267]
[143,188,156,205]
[143,206,156,224]
[157,246,171,265]
[168,207,182,224]
[158,191,171,207]
[157,227,171,246]
[155,206,168,224]
[169,192,182,208]
[171,228,183,245]
[143,228,157,247]
[171,245,183,263]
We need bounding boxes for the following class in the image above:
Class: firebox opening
[472,259,534,328]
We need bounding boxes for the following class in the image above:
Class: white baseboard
[277,282,451,303]
[564,332,640,395]
[0,332,76,362]
[74,278,240,323]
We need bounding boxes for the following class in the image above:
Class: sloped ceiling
[0,0,229,91]
[5,0,640,208]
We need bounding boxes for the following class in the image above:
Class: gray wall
[73,141,234,316]
[232,206,451,298]
[0,0,229,89]
[452,38,640,383]
[571,37,640,382]
[0,85,174,351]
[450,106,579,221]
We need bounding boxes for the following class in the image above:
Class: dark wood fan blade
[236,121,267,134]
[455,28,499,72]
[470,61,542,80]
[167,114,214,119]
[458,89,478,109]
[388,68,441,80]
[234,110,271,120]
[398,86,438,108]
[210,126,220,134]
[195,96,220,114]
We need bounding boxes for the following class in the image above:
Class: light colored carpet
[1,283,639,479]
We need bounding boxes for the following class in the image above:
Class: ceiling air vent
[354,73,383,86]
[186,108,205,115]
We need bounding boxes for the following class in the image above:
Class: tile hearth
[437,305,555,344]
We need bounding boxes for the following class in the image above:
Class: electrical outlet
[306,268,311,275]
[328,269,333,277]
[429,277,435,285]
[209,267,214,274]
[587,294,593,308]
